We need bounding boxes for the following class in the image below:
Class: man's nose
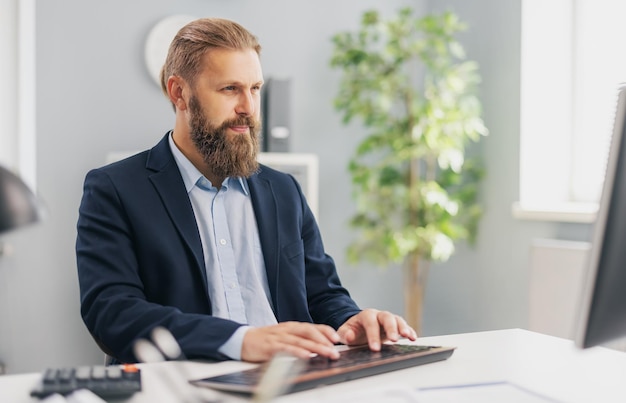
[235,91,255,116]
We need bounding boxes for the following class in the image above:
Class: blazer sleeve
[76,164,241,363]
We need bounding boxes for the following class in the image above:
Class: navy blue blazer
[76,133,361,362]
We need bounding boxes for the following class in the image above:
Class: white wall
[0,0,592,375]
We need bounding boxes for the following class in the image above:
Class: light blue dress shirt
[168,134,277,359]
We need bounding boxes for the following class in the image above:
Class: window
[516,0,626,222]
[0,0,19,169]
[0,0,36,190]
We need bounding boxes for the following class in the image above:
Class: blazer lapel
[145,134,208,289]
[247,173,280,312]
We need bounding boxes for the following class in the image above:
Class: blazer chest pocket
[283,240,304,260]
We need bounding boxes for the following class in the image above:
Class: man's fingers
[337,327,355,345]
[377,312,418,343]
[360,309,384,351]
[266,335,338,360]
[293,322,340,345]
[280,323,340,357]
[337,309,418,351]
[378,311,400,342]
[398,317,418,340]
[242,322,340,362]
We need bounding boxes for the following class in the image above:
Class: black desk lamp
[0,165,43,235]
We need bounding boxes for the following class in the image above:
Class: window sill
[511,201,598,224]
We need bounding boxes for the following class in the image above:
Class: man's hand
[337,309,417,351]
[241,322,341,362]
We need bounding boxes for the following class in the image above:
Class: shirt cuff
[218,325,251,360]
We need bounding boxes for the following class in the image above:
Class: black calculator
[30,364,142,399]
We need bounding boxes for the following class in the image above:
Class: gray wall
[0,0,591,374]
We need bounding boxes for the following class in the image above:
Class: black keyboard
[306,344,435,371]
[30,364,142,399]
[191,343,455,394]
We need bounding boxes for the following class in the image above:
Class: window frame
[0,0,36,190]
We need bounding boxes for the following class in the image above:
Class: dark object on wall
[0,165,43,234]
[262,77,292,152]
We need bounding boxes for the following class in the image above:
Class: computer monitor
[575,84,626,348]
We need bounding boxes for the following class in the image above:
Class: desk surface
[1,328,625,403]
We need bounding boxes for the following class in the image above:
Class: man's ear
[166,76,188,111]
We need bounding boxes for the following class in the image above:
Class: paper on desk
[414,381,564,403]
[314,381,563,403]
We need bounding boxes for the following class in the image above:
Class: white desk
[1,329,625,402]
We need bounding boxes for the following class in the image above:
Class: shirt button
[229,283,236,289]
[219,239,227,245]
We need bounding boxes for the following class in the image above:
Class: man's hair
[160,18,261,100]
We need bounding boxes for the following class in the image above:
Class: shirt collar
[168,132,249,195]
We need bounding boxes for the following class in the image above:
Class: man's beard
[189,95,260,180]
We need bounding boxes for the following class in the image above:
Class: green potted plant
[330,8,488,332]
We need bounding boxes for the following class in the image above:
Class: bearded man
[76,17,416,364]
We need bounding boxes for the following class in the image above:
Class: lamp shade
[0,165,43,234]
